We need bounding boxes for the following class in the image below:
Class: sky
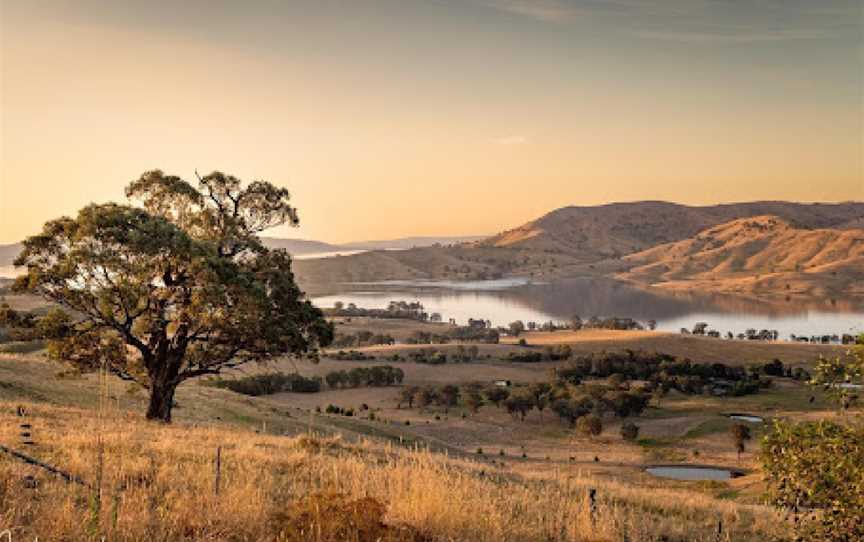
[1,0,862,244]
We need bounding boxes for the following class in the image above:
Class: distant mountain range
[292,201,864,298]
[4,201,862,299]
[0,235,487,267]
[262,235,487,254]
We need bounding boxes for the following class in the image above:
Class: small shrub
[271,491,427,542]
[620,422,640,441]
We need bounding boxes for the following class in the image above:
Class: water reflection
[312,278,864,338]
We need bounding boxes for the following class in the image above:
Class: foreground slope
[0,351,795,541]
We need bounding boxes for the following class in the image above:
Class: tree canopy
[761,339,864,541]
[13,170,333,422]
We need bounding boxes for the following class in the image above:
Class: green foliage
[13,170,333,421]
[762,420,864,541]
[331,331,395,348]
[811,350,863,409]
[463,387,484,412]
[761,340,864,541]
[503,391,534,420]
[730,423,751,458]
[555,350,767,397]
[207,372,322,395]
[328,350,376,361]
[482,385,510,407]
[323,366,404,389]
[620,422,639,441]
[576,414,602,437]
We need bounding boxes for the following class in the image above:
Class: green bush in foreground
[761,339,864,541]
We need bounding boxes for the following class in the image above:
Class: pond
[645,466,741,481]
[728,414,764,424]
[312,277,864,339]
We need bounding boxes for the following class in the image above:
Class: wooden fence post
[214,446,222,496]
[588,488,597,527]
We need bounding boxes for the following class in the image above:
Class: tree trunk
[146,378,178,423]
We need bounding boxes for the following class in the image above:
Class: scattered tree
[730,423,751,460]
[620,422,639,441]
[576,414,603,438]
[483,386,510,407]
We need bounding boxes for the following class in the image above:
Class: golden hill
[479,201,864,260]
[618,216,864,298]
[293,201,864,297]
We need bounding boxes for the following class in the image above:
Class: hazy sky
[1,0,862,243]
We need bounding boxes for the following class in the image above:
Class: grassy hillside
[480,201,864,258]
[0,350,803,541]
[618,216,864,298]
[0,399,792,541]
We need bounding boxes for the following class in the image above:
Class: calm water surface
[646,466,735,481]
[313,277,864,339]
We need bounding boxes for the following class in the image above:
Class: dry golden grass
[0,401,790,541]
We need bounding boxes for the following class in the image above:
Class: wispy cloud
[494,135,530,145]
[630,28,835,43]
[472,0,856,42]
[475,0,692,23]
[476,0,581,23]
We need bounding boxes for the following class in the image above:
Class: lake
[312,277,864,339]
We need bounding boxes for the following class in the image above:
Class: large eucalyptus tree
[14,170,333,422]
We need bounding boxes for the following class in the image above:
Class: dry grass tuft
[272,491,429,542]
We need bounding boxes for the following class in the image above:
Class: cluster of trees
[449,326,499,343]
[682,323,781,342]
[327,300,436,322]
[398,378,650,435]
[323,365,404,389]
[683,323,862,345]
[404,330,452,345]
[506,315,656,337]
[759,358,810,381]
[570,315,649,331]
[0,303,72,343]
[554,351,771,397]
[326,350,377,361]
[505,345,572,363]
[405,327,499,345]
[207,372,322,396]
[405,347,482,364]
[331,330,395,348]
[398,383,465,411]
[791,333,861,345]
[486,380,650,429]
[323,404,356,417]
[548,386,650,426]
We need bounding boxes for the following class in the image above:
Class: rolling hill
[292,201,864,296]
[479,201,864,259]
[617,215,864,298]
